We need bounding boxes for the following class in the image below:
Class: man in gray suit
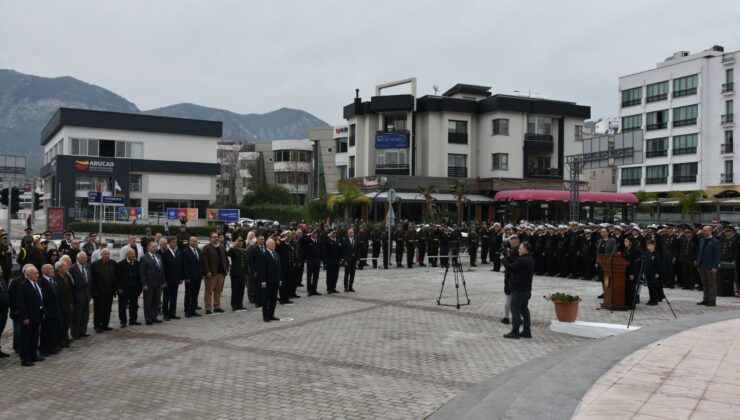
[69,252,92,339]
[595,227,617,300]
[140,242,165,325]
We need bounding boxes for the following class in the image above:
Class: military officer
[370,225,382,269]
[468,225,479,267]
[404,225,416,268]
[479,222,490,265]
[393,225,405,268]
[417,225,429,267]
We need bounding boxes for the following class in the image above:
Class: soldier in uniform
[176,224,190,251]
[58,230,74,254]
[439,224,451,269]
[677,226,698,289]
[17,236,43,272]
[429,226,440,267]
[0,232,13,283]
[467,225,479,267]
[490,223,503,272]
[393,225,405,268]
[370,225,382,268]
[380,226,390,269]
[356,225,369,270]
[404,225,416,269]
[417,225,428,267]
[566,223,580,279]
[479,222,490,265]
[579,229,596,280]
[718,225,737,297]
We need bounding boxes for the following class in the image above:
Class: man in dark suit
[54,260,74,347]
[248,235,267,309]
[501,242,535,339]
[324,230,342,294]
[303,230,322,296]
[342,228,359,292]
[116,249,141,327]
[38,264,61,357]
[140,242,165,325]
[69,252,92,339]
[695,225,721,307]
[15,265,45,366]
[159,237,184,320]
[0,266,10,358]
[90,248,116,332]
[182,236,204,317]
[259,238,281,322]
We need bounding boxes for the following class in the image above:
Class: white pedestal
[550,320,641,339]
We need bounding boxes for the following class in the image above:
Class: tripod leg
[454,264,461,309]
[458,261,471,304]
[437,266,449,305]
[662,295,678,319]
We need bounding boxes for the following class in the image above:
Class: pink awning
[493,189,637,204]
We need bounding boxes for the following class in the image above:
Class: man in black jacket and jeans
[501,241,534,339]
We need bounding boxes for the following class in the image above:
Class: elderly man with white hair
[15,264,44,366]
[69,252,92,339]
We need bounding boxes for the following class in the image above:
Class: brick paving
[1,265,738,419]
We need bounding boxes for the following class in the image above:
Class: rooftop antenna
[433,85,439,95]
[355,89,359,98]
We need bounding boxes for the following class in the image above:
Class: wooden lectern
[598,255,629,311]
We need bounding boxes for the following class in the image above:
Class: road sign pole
[6,186,12,239]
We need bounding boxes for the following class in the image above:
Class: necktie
[193,248,198,259]
[33,282,43,304]
[351,239,354,246]
[82,266,87,283]
[153,254,160,269]
[270,250,276,260]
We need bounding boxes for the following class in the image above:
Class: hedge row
[67,222,217,238]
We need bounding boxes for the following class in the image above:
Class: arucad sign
[75,160,115,172]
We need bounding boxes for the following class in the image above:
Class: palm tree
[418,183,438,222]
[635,190,658,220]
[669,190,705,222]
[327,182,372,222]
[451,179,468,222]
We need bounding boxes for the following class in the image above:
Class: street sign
[103,196,125,206]
[87,191,101,202]
[387,188,397,204]
[386,205,396,227]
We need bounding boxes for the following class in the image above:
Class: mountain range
[0,69,328,176]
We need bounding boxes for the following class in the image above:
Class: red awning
[493,189,637,204]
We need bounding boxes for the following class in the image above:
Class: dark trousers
[143,285,160,322]
[510,291,531,334]
[70,297,89,338]
[60,310,71,344]
[469,249,477,265]
[260,282,278,320]
[230,274,246,309]
[246,274,255,303]
[290,269,301,296]
[40,316,60,354]
[93,294,113,329]
[647,278,663,303]
[382,245,390,268]
[481,243,489,263]
[372,244,381,268]
[395,243,403,266]
[343,262,356,290]
[163,283,179,316]
[12,318,21,352]
[119,285,141,324]
[279,271,291,302]
[418,245,427,265]
[493,253,501,271]
[406,246,415,268]
[570,253,580,277]
[19,320,41,363]
[717,268,735,297]
[306,259,320,294]
[326,261,340,292]
[0,309,6,352]
[184,277,202,314]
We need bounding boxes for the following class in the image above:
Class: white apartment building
[617,45,737,197]
[253,139,314,205]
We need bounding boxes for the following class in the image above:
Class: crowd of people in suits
[0,218,735,365]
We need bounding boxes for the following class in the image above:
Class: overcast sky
[1,0,738,125]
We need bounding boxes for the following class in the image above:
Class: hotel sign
[375,132,409,149]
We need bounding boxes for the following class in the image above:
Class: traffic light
[0,188,7,206]
[10,188,20,215]
[33,192,43,209]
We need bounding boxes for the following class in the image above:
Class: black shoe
[130,321,142,326]
[298,284,305,287]
[471,264,477,267]
[348,288,356,292]
[39,352,50,358]
[263,318,271,322]
[171,316,181,320]
[271,317,280,321]
[80,333,90,338]
[197,306,202,310]
[344,289,349,292]
[597,294,604,299]
[697,301,707,305]
[314,292,322,296]
[291,295,300,299]
[120,323,127,329]
[95,329,103,333]
[164,317,171,321]
[153,319,162,323]
[503,332,520,339]
[33,356,46,362]
[0,351,10,358]
[206,310,212,314]
[501,317,510,324]
[520,331,532,339]
[705,302,717,307]
[214,308,225,313]
[646,301,658,306]
[327,290,336,294]
[102,326,113,331]
[146,321,153,325]
[185,314,192,318]
[21,361,35,367]
[191,312,201,317]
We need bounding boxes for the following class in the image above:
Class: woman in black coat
[623,236,641,308]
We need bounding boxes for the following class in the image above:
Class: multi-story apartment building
[253,139,313,205]
[617,45,737,197]
[309,125,347,196]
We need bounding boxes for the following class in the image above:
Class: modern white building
[253,139,314,205]
[40,108,222,223]
[617,45,737,197]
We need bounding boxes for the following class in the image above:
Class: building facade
[309,125,348,196]
[40,108,222,223]
[253,139,314,205]
[617,45,737,197]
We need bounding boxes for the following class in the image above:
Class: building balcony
[646,122,668,130]
[721,173,734,184]
[524,133,554,152]
[448,132,468,144]
[722,82,734,94]
[672,147,697,156]
[673,118,697,127]
[277,183,309,194]
[527,167,562,179]
[622,126,641,132]
[673,88,697,98]
[722,55,735,64]
[621,178,641,186]
[673,175,697,183]
[722,114,734,125]
[646,150,668,158]
[622,98,641,107]
[645,177,667,185]
[274,161,312,172]
[646,94,668,103]
[722,143,734,154]
[375,164,409,176]
[447,166,467,178]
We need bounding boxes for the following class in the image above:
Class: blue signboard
[167,208,179,220]
[375,132,409,149]
[103,196,125,205]
[87,191,101,202]
[217,209,240,222]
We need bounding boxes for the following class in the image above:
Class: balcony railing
[722,82,734,93]
[622,98,641,107]
[722,114,734,124]
[527,167,561,178]
[645,177,667,185]
[447,166,467,178]
[646,93,668,103]
[129,183,142,192]
[673,147,697,155]
[722,55,735,64]
[673,88,697,98]
[448,132,468,144]
[673,118,697,127]
[673,175,697,183]
[622,126,642,132]
[621,178,641,186]
[646,150,668,158]
[722,143,734,153]
[375,164,409,176]
[721,173,734,183]
[646,122,667,130]
[524,133,553,141]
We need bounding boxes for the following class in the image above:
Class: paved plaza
[2,265,739,419]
